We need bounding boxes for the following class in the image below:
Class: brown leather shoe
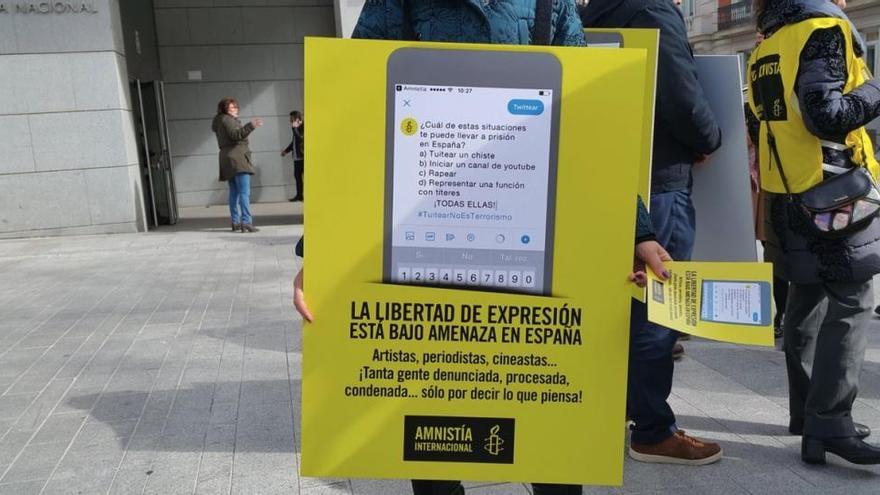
[629,430,722,465]
[231,223,241,232]
[241,224,259,233]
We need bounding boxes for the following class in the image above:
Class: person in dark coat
[212,97,263,233]
[746,0,880,465]
[282,110,305,202]
[581,0,723,466]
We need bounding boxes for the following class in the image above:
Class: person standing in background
[582,0,724,465]
[282,110,305,202]
[212,97,263,233]
[747,0,880,465]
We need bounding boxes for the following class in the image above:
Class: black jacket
[581,0,721,193]
[284,125,305,161]
[748,0,880,284]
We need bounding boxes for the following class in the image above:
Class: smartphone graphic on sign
[383,48,561,295]
[700,280,772,326]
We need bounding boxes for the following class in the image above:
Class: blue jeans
[228,173,252,225]
[628,189,696,445]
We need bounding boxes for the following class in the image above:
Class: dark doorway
[131,80,179,227]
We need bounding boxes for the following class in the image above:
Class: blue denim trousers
[228,172,253,225]
[628,189,696,445]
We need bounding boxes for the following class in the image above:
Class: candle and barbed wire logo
[403,416,514,463]
[400,117,419,136]
[484,425,505,456]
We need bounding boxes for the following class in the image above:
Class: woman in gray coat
[212,97,263,233]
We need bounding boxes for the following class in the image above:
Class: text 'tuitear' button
[507,99,544,115]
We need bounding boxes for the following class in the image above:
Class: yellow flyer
[647,261,774,346]
[303,37,651,485]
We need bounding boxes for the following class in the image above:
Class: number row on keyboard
[396,268,536,288]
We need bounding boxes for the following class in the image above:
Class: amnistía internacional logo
[403,416,515,464]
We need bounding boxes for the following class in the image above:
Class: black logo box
[403,415,515,464]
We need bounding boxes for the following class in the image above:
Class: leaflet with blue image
[700,280,771,326]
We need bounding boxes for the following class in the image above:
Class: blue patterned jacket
[352,0,585,46]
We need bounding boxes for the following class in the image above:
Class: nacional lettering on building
[0,2,98,14]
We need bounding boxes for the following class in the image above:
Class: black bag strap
[533,0,554,46]
[763,119,795,196]
[401,0,418,40]
[752,58,795,197]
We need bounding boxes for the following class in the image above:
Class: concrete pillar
[0,0,146,238]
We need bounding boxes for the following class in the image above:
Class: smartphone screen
[700,280,772,326]
[383,48,561,295]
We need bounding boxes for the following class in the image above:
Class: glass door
[129,80,179,228]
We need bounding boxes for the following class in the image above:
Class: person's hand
[629,240,672,288]
[293,268,313,323]
[252,118,264,128]
[281,150,289,157]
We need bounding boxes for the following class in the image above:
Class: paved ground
[2,203,880,494]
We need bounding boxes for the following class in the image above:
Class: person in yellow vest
[747,0,880,465]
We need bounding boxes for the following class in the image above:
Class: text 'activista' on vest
[747,16,879,194]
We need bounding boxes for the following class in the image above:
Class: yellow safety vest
[747,17,878,194]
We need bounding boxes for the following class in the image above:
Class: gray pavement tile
[0,440,68,483]
[0,393,37,421]
[68,419,138,451]
[624,478,750,495]
[0,430,33,466]
[8,378,75,432]
[2,351,76,396]
[237,398,293,428]
[43,447,124,495]
[231,472,299,495]
[30,413,88,445]
[132,392,176,429]
[578,488,622,495]
[194,424,236,494]
[89,391,149,422]
[733,469,824,495]
[105,455,155,495]
[301,481,352,494]
[235,420,295,453]
[350,478,424,495]
[0,349,46,379]
[240,380,293,405]
[141,450,203,495]
[121,418,169,453]
[53,390,100,416]
[0,480,43,495]
[210,401,238,425]
[136,323,183,341]
[785,456,880,490]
